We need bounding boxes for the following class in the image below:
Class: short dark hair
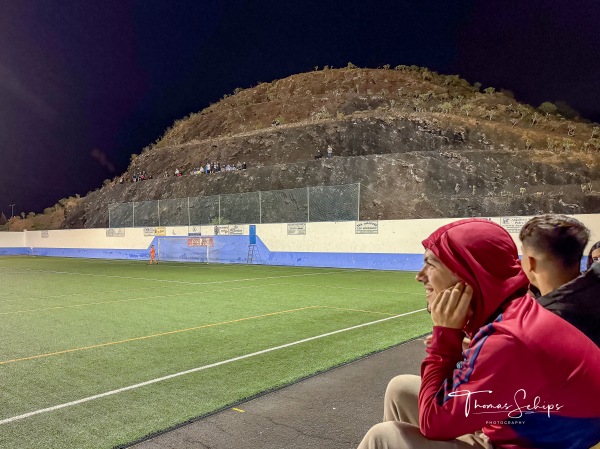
[519,214,590,268]
[587,241,600,270]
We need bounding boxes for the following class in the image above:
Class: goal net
[156,236,251,263]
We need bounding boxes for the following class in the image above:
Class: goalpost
[156,237,215,263]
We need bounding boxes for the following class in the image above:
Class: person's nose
[416,266,427,283]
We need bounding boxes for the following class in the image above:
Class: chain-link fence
[108,183,360,228]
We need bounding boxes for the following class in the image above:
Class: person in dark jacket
[587,241,600,270]
[519,214,600,347]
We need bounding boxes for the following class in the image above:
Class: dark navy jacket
[537,264,600,347]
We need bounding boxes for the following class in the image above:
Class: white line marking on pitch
[0,266,342,286]
[0,308,426,425]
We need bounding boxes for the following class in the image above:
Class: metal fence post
[158,200,161,226]
[307,187,310,222]
[187,197,191,226]
[259,191,262,223]
[218,195,221,224]
[357,182,361,220]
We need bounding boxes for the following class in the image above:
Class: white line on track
[0,308,426,425]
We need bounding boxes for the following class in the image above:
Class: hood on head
[422,218,528,334]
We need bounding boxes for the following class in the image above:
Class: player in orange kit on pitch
[149,244,158,265]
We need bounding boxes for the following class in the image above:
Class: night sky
[1,0,599,216]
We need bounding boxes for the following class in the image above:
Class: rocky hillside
[7,66,600,230]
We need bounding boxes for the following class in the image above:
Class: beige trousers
[357,374,493,449]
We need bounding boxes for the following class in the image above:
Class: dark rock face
[65,115,600,229]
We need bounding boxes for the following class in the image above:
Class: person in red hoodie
[357,218,600,449]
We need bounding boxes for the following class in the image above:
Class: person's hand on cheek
[430,282,473,329]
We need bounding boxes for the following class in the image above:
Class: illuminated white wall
[1,214,599,269]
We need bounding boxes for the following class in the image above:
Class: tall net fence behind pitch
[133,201,159,227]
[220,191,260,224]
[108,203,134,228]
[309,183,360,222]
[108,183,360,227]
[188,196,220,225]
[260,187,308,223]
[158,198,189,226]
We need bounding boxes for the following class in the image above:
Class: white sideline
[0,266,342,286]
[0,308,426,425]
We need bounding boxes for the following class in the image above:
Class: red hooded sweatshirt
[419,219,600,448]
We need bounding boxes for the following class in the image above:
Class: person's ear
[527,256,537,273]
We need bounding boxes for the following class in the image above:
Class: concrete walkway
[129,338,425,449]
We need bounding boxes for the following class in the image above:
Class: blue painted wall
[0,235,424,271]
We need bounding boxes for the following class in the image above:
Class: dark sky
[1,0,599,216]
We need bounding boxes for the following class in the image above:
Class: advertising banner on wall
[215,225,230,235]
[143,227,166,236]
[229,225,245,235]
[106,228,125,237]
[188,226,202,236]
[500,217,529,233]
[287,223,306,235]
[187,237,214,247]
[355,221,379,234]
[41,230,49,238]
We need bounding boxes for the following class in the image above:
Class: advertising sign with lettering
[187,237,214,247]
[287,223,306,235]
[500,217,529,234]
[106,228,126,237]
[355,221,379,234]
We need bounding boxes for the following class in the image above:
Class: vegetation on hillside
[4,65,599,231]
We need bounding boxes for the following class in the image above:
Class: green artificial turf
[0,256,430,448]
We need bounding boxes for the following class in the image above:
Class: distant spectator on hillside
[327,145,333,158]
[242,161,247,170]
[314,149,323,160]
[175,168,181,177]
